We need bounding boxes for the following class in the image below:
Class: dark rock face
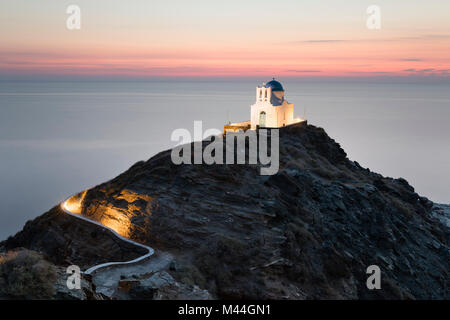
[2,206,147,269]
[118,272,211,300]
[2,123,449,299]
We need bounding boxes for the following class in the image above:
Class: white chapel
[224,78,302,133]
[250,79,295,129]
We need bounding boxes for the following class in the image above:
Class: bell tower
[256,84,272,103]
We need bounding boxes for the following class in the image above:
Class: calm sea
[1,80,449,240]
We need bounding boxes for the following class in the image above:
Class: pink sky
[1,0,449,79]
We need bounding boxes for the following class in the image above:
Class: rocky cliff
[2,122,449,299]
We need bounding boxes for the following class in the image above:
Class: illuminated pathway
[61,195,155,275]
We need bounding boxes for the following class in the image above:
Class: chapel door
[259,111,266,127]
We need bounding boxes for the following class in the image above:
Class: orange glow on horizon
[1,1,449,79]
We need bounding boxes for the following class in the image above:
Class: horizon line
[1,74,449,83]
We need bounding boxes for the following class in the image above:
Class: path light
[62,190,87,214]
[99,207,131,238]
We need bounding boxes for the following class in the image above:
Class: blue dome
[265,79,284,92]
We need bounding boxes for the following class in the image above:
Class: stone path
[60,197,169,297]
[92,251,173,297]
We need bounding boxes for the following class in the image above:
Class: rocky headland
[1,122,448,299]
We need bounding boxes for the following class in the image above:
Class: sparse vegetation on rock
[0,249,57,299]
